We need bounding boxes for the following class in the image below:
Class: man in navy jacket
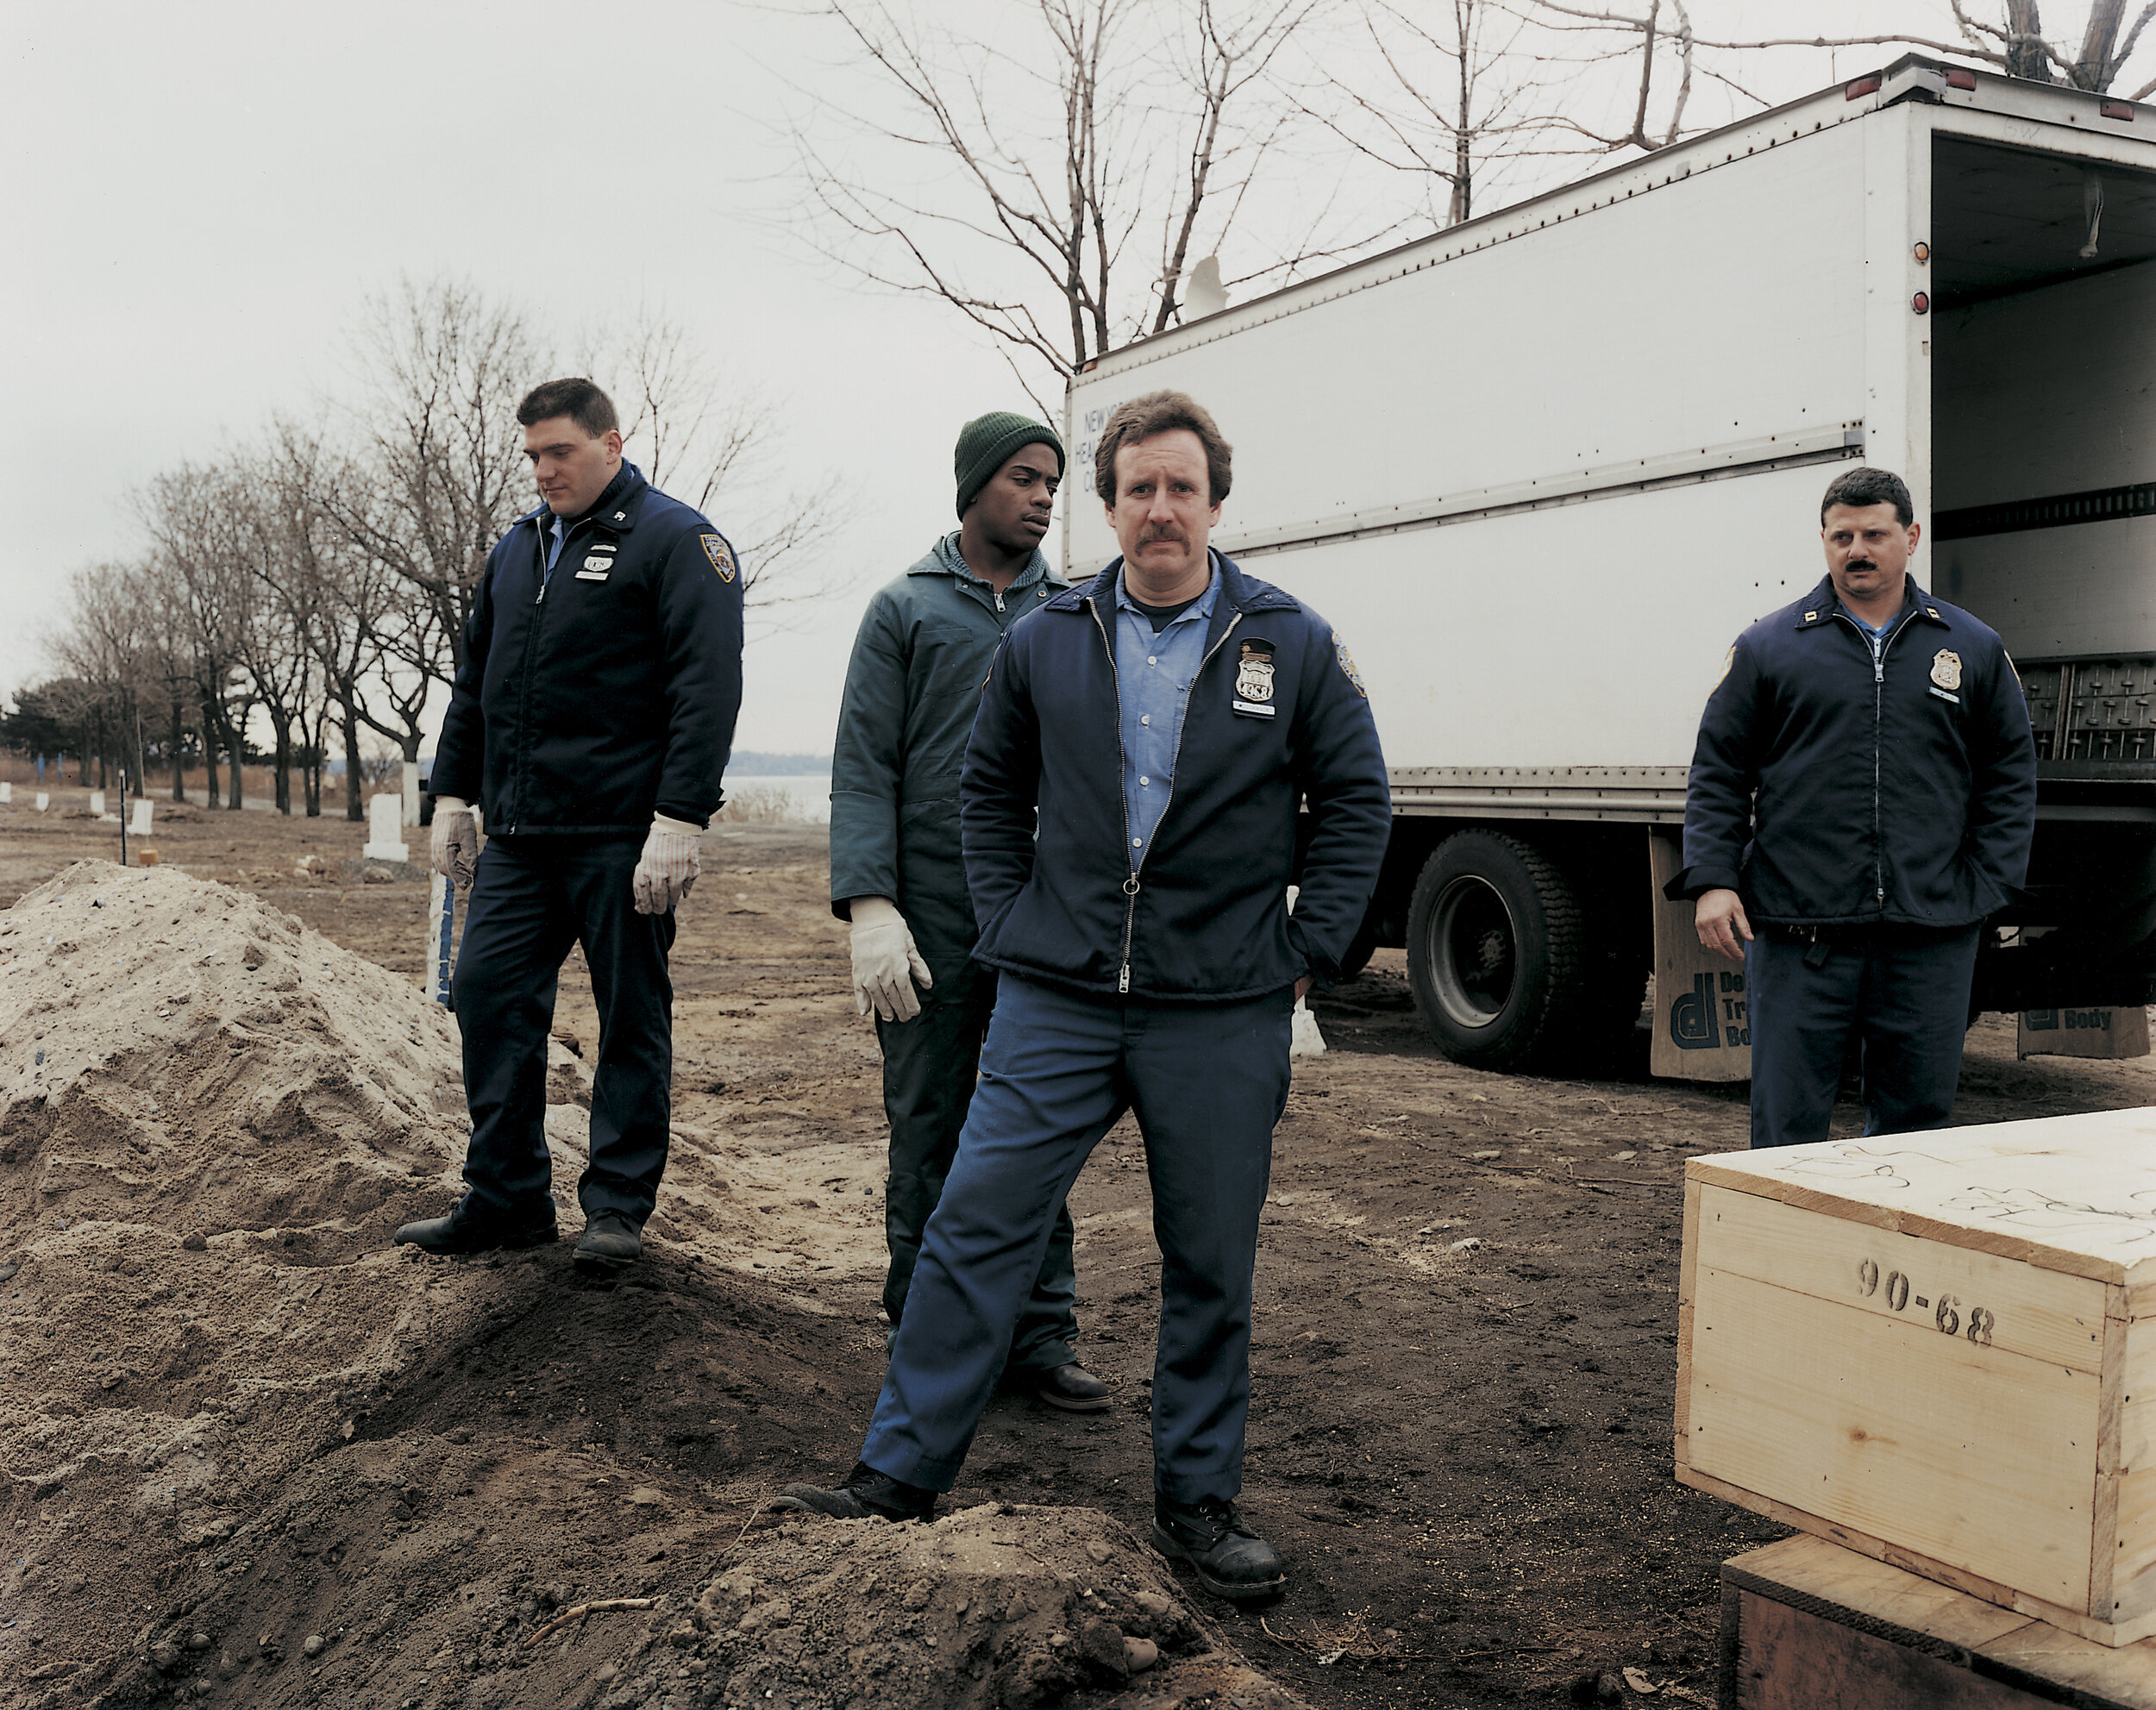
[397,378,743,1275]
[1669,465,2034,1148]
[780,391,1390,1603]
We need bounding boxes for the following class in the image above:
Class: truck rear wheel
[1406,830,1633,1072]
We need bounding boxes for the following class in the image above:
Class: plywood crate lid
[1685,1107,2156,1286]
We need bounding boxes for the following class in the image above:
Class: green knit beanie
[954,411,1066,520]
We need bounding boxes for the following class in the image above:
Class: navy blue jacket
[962,551,1392,1003]
[1673,575,2036,928]
[431,463,743,835]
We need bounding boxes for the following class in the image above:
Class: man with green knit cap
[828,411,1109,1413]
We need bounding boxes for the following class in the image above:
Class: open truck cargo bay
[1065,55,2156,1077]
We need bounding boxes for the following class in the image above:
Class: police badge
[700,534,737,582]
[1232,639,1276,717]
[1931,648,1963,692]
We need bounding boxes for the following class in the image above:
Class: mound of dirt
[592,1502,1308,1710]
[0,862,1303,1710]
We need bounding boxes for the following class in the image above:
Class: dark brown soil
[4,791,2151,1710]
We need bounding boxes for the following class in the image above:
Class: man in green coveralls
[829,412,1109,1412]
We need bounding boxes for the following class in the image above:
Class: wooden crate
[1720,1535,2156,1708]
[1677,1110,2156,1648]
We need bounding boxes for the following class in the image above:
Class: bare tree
[781,0,1380,401]
[137,464,263,810]
[313,278,547,687]
[1322,0,2152,236]
[1300,0,1613,228]
[263,426,414,820]
[1602,1,2156,102]
[45,564,157,795]
[584,306,851,623]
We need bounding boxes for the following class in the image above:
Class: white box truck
[1062,55,2155,1076]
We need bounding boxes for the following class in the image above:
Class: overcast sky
[3,1,2078,758]
[5,1,1027,755]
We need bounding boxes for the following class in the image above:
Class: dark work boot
[771,1462,936,1523]
[393,1202,557,1256]
[573,1212,642,1278]
[1151,1494,1288,1602]
[1012,1362,1113,1414]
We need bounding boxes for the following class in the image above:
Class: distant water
[724,773,832,824]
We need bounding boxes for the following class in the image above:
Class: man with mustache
[780,390,1391,1604]
[1670,465,2035,1147]
[829,411,1112,1415]
[399,378,743,1274]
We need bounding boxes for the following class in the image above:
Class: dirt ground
[4,789,2153,1710]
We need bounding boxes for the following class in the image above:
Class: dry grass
[716,782,814,824]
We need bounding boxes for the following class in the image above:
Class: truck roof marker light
[1945,67,1977,91]
[1912,291,1931,315]
[2099,98,2134,121]
[1846,72,1883,100]
[1914,241,1930,263]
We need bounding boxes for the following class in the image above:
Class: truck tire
[1405,830,1626,1072]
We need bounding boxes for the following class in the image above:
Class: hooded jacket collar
[908,529,1059,597]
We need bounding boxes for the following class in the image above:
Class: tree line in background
[4,283,839,820]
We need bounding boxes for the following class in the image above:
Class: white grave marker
[89,790,105,817]
[363,792,410,862]
[0,782,10,803]
[34,792,49,812]
[130,798,153,836]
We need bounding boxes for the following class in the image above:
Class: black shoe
[573,1212,642,1277]
[1014,1361,1113,1413]
[393,1205,557,1256]
[1151,1494,1287,1602]
[770,1462,935,1522]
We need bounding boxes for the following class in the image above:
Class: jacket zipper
[1839,608,1915,909]
[1089,592,1245,993]
[508,514,563,832]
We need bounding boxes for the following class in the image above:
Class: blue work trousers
[862,974,1294,1503]
[1746,924,1982,1149]
[877,957,1078,1372]
[452,834,677,1225]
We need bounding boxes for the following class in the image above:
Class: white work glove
[849,895,932,1023]
[633,815,703,915]
[430,797,479,888]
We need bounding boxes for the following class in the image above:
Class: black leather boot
[1151,1494,1287,1601]
[772,1462,936,1522]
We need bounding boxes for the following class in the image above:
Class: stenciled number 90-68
[1856,1257,1994,1346]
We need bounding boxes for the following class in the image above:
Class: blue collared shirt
[1114,561,1220,859]
[1837,597,1908,667]
[545,514,567,579]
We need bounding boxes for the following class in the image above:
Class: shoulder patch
[1714,643,1735,692]
[1332,631,1366,699]
[700,534,736,582]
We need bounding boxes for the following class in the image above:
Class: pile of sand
[590,1502,1308,1710]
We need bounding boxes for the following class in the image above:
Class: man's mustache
[1846,558,1878,572]
[1139,526,1187,545]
